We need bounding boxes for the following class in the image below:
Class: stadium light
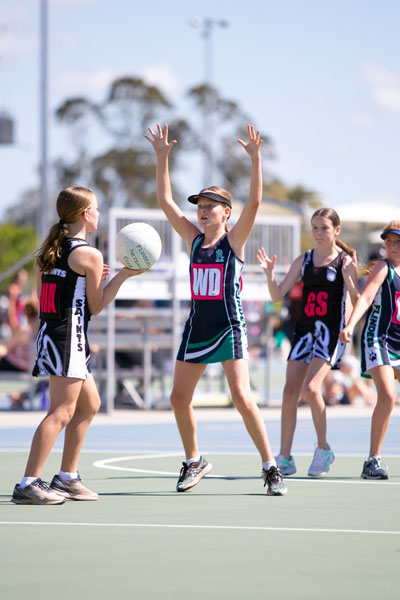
[189,17,229,185]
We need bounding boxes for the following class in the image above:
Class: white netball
[115,222,162,270]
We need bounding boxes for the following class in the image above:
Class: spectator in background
[323,353,377,407]
[7,269,29,331]
[0,299,39,373]
[0,300,40,410]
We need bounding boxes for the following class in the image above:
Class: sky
[1,0,400,222]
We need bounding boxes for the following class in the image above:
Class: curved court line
[93,453,225,478]
[1,522,399,535]
[93,453,400,484]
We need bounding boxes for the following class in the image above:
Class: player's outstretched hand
[145,123,177,157]
[257,247,276,274]
[121,266,149,277]
[237,124,263,158]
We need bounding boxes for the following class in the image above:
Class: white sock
[262,459,277,472]
[185,456,201,466]
[20,477,39,489]
[58,470,78,481]
[369,454,380,461]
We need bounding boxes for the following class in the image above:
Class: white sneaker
[275,453,297,476]
[308,445,335,476]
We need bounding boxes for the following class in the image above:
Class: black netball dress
[32,238,91,379]
[177,233,248,363]
[360,259,400,376]
[288,249,347,368]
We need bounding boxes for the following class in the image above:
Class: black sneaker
[176,457,213,492]
[11,478,65,505]
[361,457,388,480]
[262,466,288,496]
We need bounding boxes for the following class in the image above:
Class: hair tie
[58,220,66,230]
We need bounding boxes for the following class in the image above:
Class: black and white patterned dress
[32,238,91,380]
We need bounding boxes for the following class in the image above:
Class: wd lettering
[304,291,328,317]
[40,282,57,314]
[191,264,224,300]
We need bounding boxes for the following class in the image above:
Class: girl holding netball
[145,123,287,496]
[257,208,359,477]
[340,221,400,479]
[11,186,145,505]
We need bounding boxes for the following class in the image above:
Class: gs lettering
[304,291,328,317]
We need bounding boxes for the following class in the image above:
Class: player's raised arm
[257,248,304,303]
[228,125,263,257]
[145,123,199,250]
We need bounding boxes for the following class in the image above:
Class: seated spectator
[323,354,377,407]
[0,300,40,409]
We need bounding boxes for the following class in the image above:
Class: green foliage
[264,179,322,208]
[0,222,37,292]
[6,75,321,227]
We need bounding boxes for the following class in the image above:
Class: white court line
[93,452,224,478]
[0,522,399,535]
[93,453,400,484]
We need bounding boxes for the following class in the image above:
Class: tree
[55,77,189,210]
[186,84,275,196]
[0,222,37,293]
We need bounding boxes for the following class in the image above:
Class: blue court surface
[1,408,399,456]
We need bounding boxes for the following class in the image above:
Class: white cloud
[0,30,37,54]
[142,65,181,97]
[364,62,400,112]
[56,68,118,100]
[349,112,373,130]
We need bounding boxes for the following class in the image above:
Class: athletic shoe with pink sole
[176,457,213,492]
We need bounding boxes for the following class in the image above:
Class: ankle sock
[185,457,200,467]
[262,459,277,472]
[20,477,39,489]
[58,470,78,481]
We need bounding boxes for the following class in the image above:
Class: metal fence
[92,208,301,412]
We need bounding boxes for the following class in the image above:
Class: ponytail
[35,186,95,273]
[35,222,68,272]
[335,237,355,257]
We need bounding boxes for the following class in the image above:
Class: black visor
[187,191,232,209]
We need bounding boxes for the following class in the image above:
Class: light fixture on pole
[190,17,229,185]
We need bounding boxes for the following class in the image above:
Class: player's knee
[231,390,252,413]
[283,381,301,400]
[50,407,75,429]
[302,383,319,403]
[378,391,397,410]
[170,390,191,410]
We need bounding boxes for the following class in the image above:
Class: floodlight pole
[39,0,48,239]
[190,18,229,186]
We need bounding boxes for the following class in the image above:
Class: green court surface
[1,451,399,599]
